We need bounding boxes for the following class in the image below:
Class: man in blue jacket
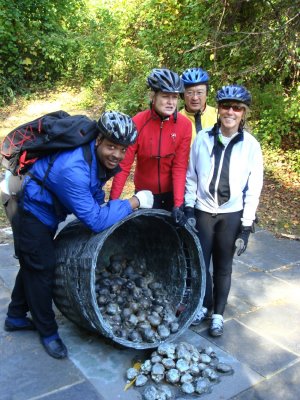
[4,111,153,359]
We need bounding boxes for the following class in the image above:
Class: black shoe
[41,337,68,359]
[4,317,36,332]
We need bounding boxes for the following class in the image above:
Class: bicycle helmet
[216,84,252,106]
[147,68,184,93]
[97,111,137,146]
[181,67,210,87]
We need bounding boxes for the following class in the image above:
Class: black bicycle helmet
[147,68,184,93]
[181,67,210,87]
[97,111,137,146]
[216,84,252,106]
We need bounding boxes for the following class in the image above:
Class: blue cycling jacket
[21,140,132,232]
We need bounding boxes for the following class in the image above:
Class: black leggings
[135,190,174,211]
[195,209,242,315]
[153,192,174,211]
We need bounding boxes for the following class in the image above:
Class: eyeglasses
[185,91,206,98]
[219,103,245,112]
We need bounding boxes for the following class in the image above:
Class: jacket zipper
[157,120,164,193]
[213,147,225,213]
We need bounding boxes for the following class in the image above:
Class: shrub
[251,83,300,149]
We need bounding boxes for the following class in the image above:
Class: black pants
[195,209,242,315]
[153,192,174,211]
[7,210,58,337]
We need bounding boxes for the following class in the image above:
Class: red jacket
[110,109,192,207]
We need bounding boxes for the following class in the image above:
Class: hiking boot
[209,314,224,337]
[4,317,36,332]
[191,306,209,326]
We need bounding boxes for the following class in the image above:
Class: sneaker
[41,333,68,359]
[209,314,224,337]
[4,317,36,332]
[191,306,209,326]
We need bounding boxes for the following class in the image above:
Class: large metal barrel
[53,209,205,349]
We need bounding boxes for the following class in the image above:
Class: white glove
[134,190,154,209]
[0,170,12,195]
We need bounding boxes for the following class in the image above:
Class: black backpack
[1,110,99,176]
[1,111,100,255]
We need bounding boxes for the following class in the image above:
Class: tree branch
[212,0,228,67]
[184,11,300,54]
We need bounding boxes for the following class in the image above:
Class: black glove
[235,226,252,256]
[172,205,187,227]
[184,206,198,233]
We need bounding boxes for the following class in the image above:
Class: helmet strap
[95,135,104,147]
[239,119,245,132]
[149,91,156,110]
[173,109,177,123]
[216,114,245,133]
[150,91,178,122]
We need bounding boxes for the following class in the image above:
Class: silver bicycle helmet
[97,111,137,146]
[147,68,184,93]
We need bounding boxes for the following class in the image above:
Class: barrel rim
[54,209,206,349]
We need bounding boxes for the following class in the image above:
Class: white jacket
[185,126,263,226]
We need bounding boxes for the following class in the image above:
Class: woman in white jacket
[185,84,263,336]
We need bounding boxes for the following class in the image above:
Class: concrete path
[1,226,300,400]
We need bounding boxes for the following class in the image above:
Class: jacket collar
[208,124,244,156]
[97,162,121,181]
[150,108,172,122]
[184,104,207,116]
[209,123,244,141]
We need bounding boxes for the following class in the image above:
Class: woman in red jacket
[110,68,192,220]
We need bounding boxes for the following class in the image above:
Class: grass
[0,88,299,238]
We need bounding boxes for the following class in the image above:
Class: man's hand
[235,226,252,256]
[134,190,154,209]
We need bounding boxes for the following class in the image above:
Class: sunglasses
[219,103,245,112]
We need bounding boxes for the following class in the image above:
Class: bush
[251,83,300,149]
[103,47,156,115]
[0,0,116,105]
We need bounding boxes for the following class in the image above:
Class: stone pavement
[0,226,300,400]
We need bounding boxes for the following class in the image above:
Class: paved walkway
[0,225,300,400]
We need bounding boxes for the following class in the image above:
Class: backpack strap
[28,144,93,219]
[39,151,62,193]
[82,143,93,167]
[29,144,92,193]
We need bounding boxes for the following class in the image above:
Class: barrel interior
[54,210,205,349]
[95,215,186,307]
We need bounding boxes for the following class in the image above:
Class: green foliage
[251,84,300,149]
[0,0,299,152]
[0,0,116,104]
[103,47,156,114]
